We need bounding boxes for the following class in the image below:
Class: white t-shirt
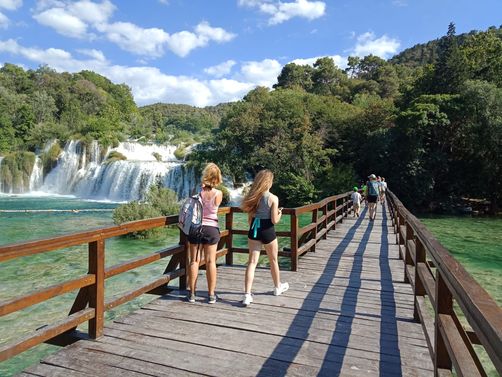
[351,192,362,205]
[381,181,387,192]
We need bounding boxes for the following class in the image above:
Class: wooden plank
[418,262,436,307]
[0,308,94,362]
[105,270,183,310]
[0,274,95,317]
[438,314,485,377]
[298,239,316,256]
[105,245,183,278]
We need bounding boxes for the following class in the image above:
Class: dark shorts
[188,225,220,245]
[368,195,378,203]
[248,218,277,245]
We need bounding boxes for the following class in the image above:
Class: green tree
[433,23,469,94]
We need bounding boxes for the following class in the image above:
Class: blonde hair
[201,163,222,189]
[241,170,274,214]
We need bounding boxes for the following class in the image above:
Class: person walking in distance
[351,187,362,217]
[240,170,289,306]
[366,174,379,221]
[187,163,223,304]
[380,177,387,205]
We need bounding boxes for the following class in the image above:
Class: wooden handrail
[0,191,354,362]
[386,190,502,376]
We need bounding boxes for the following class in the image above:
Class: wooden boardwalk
[20,204,434,377]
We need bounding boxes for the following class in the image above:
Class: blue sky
[0,0,500,106]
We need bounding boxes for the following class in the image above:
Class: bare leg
[245,239,262,294]
[188,242,201,294]
[264,238,280,288]
[204,243,218,296]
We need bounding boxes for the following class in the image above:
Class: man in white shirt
[351,187,362,217]
[380,177,387,204]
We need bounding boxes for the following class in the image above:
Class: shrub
[152,152,162,162]
[105,151,127,163]
[41,142,62,176]
[145,185,179,216]
[174,145,186,160]
[112,201,163,238]
[216,184,231,206]
[112,185,179,238]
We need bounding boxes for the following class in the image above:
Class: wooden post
[311,208,318,252]
[88,239,104,339]
[290,212,298,271]
[323,203,328,239]
[413,237,426,322]
[403,221,413,284]
[225,209,233,265]
[331,199,338,230]
[434,271,453,375]
[179,231,187,291]
[344,195,349,218]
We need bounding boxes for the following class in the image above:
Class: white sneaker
[273,282,289,296]
[242,293,253,306]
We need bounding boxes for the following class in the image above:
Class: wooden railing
[0,191,353,362]
[386,190,502,377]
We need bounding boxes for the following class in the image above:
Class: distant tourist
[380,177,387,204]
[351,187,362,217]
[187,163,223,304]
[240,169,289,306]
[366,174,379,221]
[361,181,368,206]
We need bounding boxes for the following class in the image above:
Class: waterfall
[37,140,197,201]
[29,157,44,191]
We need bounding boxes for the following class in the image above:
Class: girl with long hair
[240,169,289,306]
[187,163,223,304]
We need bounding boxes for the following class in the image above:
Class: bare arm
[269,194,282,224]
[214,189,223,207]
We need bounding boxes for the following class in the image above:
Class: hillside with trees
[1,23,501,213]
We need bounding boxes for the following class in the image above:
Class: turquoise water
[2,197,500,376]
[0,195,182,376]
[419,215,501,377]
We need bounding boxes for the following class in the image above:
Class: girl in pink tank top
[187,163,223,305]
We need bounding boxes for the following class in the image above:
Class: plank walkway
[21,204,434,377]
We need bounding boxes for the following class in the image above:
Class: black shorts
[248,218,277,245]
[368,195,378,203]
[188,225,220,245]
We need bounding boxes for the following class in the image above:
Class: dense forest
[1,23,501,212]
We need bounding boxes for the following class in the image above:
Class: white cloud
[67,0,115,25]
[34,7,90,39]
[291,55,347,69]
[0,0,22,10]
[195,21,236,43]
[100,22,170,57]
[0,11,9,28]
[0,39,262,106]
[167,22,236,57]
[240,58,282,86]
[352,32,400,59]
[239,0,326,25]
[32,2,235,58]
[204,60,236,78]
[77,48,107,62]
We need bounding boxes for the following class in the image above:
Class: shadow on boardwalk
[257,205,402,377]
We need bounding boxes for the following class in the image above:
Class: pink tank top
[201,189,219,227]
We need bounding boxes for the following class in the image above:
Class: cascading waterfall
[38,140,196,201]
[29,157,44,191]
